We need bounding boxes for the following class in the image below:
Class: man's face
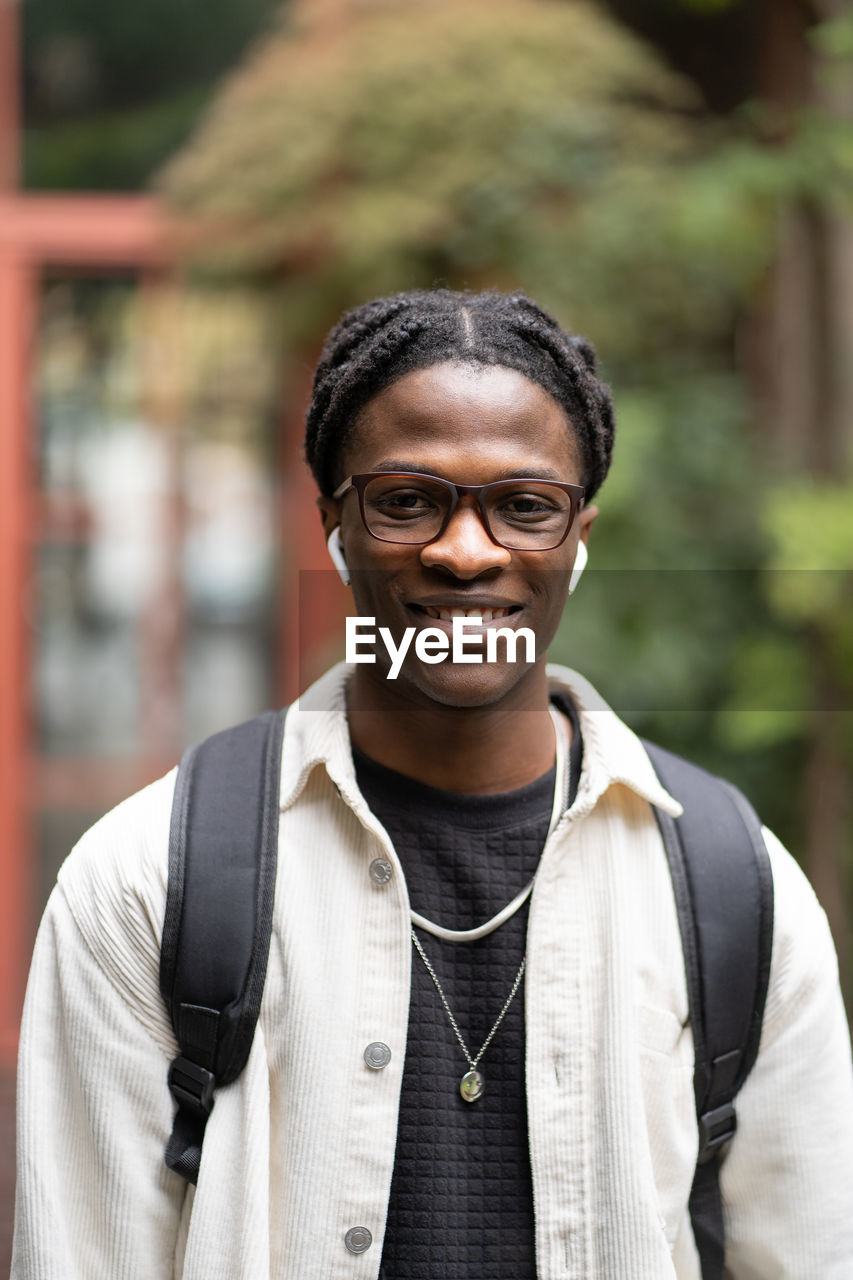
[319,361,595,711]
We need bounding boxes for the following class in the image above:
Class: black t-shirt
[354,705,581,1280]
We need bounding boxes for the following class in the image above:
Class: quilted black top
[354,708,581,1280]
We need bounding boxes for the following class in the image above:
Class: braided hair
[305,289,615,500]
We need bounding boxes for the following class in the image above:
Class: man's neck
[346,666,561,794]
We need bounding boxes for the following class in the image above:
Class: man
[13,289,853,1278]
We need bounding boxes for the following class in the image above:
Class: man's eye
[373,489,436,514]
[499,494,558,519]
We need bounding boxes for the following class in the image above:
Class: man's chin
[379,657,543,712]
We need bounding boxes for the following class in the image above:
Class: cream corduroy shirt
[13,664,853,1279]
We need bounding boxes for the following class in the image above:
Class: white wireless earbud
[568,539,588,596]
[327,526,351,586]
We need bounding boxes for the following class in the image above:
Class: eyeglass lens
[361,475,575,550]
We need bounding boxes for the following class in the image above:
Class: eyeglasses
[332,472,585,551]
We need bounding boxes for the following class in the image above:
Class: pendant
[460,1069,484,1102]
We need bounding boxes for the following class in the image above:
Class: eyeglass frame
[331,471,586,551]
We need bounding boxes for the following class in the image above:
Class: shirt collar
[545,663,682,819]
[279,663,355,811]
[279,661,682,820]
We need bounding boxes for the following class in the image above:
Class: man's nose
[418,499,512,577]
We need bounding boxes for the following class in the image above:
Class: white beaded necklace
[409,707,570,942]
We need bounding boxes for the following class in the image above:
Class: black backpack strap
[159,708,286,1185]
[642,740,774,1280]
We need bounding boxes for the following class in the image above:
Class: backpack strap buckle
[168,1055,216,1119]
[697,1101,736,1164]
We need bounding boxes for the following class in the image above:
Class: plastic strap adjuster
[697,1101,736,1164]
[168,1055,216,1119]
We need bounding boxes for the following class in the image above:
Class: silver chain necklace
[411,927,526,1103]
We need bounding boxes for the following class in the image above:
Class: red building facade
[0,0,344,1072]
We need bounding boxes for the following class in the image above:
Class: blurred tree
[160,0,723,345]
[160,0,853,995]
[598,0,853,986]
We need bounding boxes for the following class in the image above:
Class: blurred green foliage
[160,0,853,862]
[162,0,706,333]
[678,0,739,10]
[25,88,210,191]
[23,0,282,188]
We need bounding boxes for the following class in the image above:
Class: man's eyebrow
[370,460,567,481]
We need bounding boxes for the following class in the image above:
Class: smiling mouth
[413,605,519,623]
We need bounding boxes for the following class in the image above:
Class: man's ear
[579,504,598,546]
[316,495,342,542]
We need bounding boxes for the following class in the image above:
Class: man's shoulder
[54,767,178,958]
[758,826,840,1043]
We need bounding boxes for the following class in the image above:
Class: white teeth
[421,606,511,622]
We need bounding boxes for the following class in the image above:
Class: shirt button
[369,857,393,885]
[363,1041,392,1070]
[344,1226,372,1254]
